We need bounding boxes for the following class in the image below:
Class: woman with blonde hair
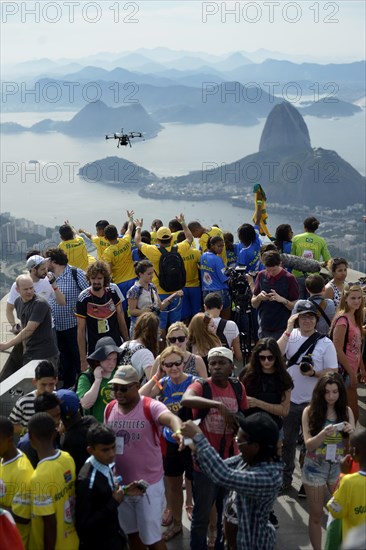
[330,283,366,421]
[188,312,222,368]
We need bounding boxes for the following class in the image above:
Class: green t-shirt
[76,369,115,422]
[291,232,331,277]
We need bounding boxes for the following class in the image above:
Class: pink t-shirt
[104,396,168,484]
[189,379,248,469]
[336,316,362,373]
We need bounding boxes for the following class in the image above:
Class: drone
[105,129,144,148]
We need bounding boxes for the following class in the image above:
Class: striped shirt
[9,391,37,428]
[195,436,283,550]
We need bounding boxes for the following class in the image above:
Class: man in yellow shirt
[176,231,202,322]
[103,211,136,312]
[0,417,33,548]
[134,214,193,333]
[188,221,227,266]
[59,223,94,271]
[79,220,110,260]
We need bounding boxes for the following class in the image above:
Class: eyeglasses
[162,361,183,368]
[258,354,274,362]
[168,336,186,343]
[235,436,251,447]
[112,384,136,393]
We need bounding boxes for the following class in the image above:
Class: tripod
[231,291,257,365]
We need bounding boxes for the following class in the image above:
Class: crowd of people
[0,209,365,550]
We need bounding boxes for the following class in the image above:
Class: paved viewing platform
[0,268,365,550]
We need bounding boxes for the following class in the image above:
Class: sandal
[161,508,173,527]
[163,521,183,542]
[185,504,193,522]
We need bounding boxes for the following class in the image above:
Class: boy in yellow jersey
[176,231,202,322]
[27,412,79,550]
[134,214,193,334]
[59,222,95,271]
[327,427,366,545]
[103,211,136,312]
[79,220,110,260]
[188,221,227,266]
[150,219,164,245]
[0,416,33,549]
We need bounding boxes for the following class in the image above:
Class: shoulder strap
[71,266,82,291]
[196,379,213,421]
[142,396,160,442]
[308,297,331,326]
[216,319,229,348]
[228,378,243,411]
[287,333,322,367]
[105,399,117,422]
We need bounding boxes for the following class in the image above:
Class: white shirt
[211,317,239,347]
[285,329,338,404]
[119,340,154,380]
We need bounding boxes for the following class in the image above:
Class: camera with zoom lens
[299,354,313,373]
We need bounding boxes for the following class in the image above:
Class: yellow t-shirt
[103,235,135,284]
[29,450,79,550]
[199,227,227,266]
[180,247,201,287]
[327,472,366,539]
[150,231,158,245]
[91,235,110,260]
[141,240,191,294]
[0,451,33,548]
[59,236,92,271]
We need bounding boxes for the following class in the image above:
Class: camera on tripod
[225,266,251,309]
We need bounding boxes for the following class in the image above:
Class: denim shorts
[202,288,231,310]
[302,456,341,487]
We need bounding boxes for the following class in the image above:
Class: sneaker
[298,484,307,499]
[269,511,279,529]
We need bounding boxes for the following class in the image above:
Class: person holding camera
[127,260,183,338]
[277,301,338,495]
[301,373,355,550]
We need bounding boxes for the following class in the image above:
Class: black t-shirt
[62,416,98,475]
[76,287,122,353]
[14,295,58,360]
[245,372,286,428]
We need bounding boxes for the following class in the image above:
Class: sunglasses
[162,361,183,368]
[168,336,186,343]
[258,354,274,362]
[112,384,136,393]
[235,436,251,447]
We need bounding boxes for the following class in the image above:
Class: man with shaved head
[0,275,58,366]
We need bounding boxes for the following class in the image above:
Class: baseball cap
[296,300,318,316]
[207,347,233,362]
[156,226,172,240]
[237,412,279,448]
[109,365,139,385]
[26,255,49,270]
[56,389,80,420]
[87,336,122,362]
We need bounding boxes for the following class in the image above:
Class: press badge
[116,436,124,455]
[325,444,337,462]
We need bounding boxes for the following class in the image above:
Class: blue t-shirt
[237,233,263,273]
[160,374,198,443]
[200,252,228,292]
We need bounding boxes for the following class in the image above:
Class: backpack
[105,396,167,456]
[329,315,349,379]
[119,342,145,366]
[216,319,229,348]
[157,246,186,292]
[71,266,82,291]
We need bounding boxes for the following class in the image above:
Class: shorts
[202,288,231,310]
[181,286,202,320]
[302,456,341,487]
[158,293,183,330]
[118,477,164,545]
[163,440,193,479]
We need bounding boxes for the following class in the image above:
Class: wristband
[284,331,291,338]
[152,374,163,390]
[53,286,59,291]
[129,217,133,222]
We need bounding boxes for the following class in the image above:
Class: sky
[1,0,365,66]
